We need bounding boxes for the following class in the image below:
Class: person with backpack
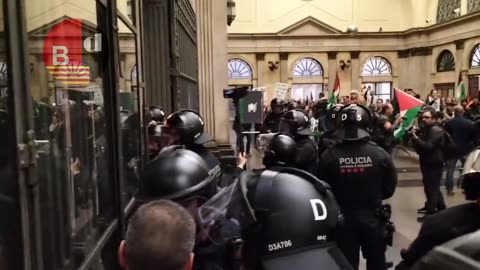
[444,106,475,195]
[410,107,447,222]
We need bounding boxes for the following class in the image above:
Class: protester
[410,108,447,222]
[373,103,403,154]
[466,97,480,118]
[444,105,475,195]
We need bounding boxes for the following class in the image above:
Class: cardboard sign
[274,83,289,100]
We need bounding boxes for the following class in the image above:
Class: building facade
[228,0,480,101]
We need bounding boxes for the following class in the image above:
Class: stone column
[456,39,466,94]
[195,0,230,144]
[350,51,360,90]
[279,52,289,83]
[327,52,337,93]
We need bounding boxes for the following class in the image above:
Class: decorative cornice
[410,47,432,56]
[455,39,465,50]
[398,49,410,58]
[397,47,433,58]
[228,11,480,39]
[350,51,360,59]
[327,52,337,60]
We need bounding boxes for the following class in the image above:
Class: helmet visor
[256,133,279,154]
[462,148,480,176]
[278,120,295,137]
[198,179,240,226]
[197,176,256,227]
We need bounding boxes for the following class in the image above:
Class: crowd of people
[117,87,480,270]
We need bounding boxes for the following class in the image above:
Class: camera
[223,86,249,100]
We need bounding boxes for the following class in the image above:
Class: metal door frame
[4,0,40,269]
[3,0,127,269]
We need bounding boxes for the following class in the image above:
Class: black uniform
[396,203,480,269]
[373,114,395,154]
[318,130,341,158]
[279,109,318,174]
[188,144,222,181]
[295,136,318,175]
[194,218,241,270]
[318,104,397,270]
[260,112,283,133]
[319,141,397,270]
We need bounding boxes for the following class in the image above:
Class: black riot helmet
[261,133,298,167]
[461,147,480,201]
[334,104,372,141]
[279,109,312,137]
[326,104,344,131]
[146,106,165,137]
[197,168,350,270]
[270,98,286,114]
[147,106,166,123]
[412,230,480,270]
[163,110,213,145]
[136,146,217,203]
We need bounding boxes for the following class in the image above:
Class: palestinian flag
[328,72,340,108]
[393,88,424,140]
[456,72,467,102]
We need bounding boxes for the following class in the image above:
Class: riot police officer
[318,104,343,157]
[197,168,353,270]
[136,146,240,270]
[261,98,286,133]
[318,104,398,270]
[146,106,166,159]
[396,146,480,270]
[256,133,298,168]
[279,109,318,174]
[163,110,222,181]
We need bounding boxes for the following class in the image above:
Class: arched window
[362,56,392,76]
[131,64,137,81]
[471,44,480,69]
[228,58,252,79]
[437,50,455,72]
[0,60,7,79]
[292,57,323,77]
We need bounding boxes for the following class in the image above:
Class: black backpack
[442,131,458,160]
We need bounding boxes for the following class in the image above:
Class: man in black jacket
[374,103,403,154]
[411,108,447,222]
[444,106,475,195]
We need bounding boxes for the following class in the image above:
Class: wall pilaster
[196,0,230,143]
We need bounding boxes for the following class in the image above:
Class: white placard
[84,84,103,105]
[274,83,289,100]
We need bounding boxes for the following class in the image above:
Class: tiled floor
[232,133,468,269]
